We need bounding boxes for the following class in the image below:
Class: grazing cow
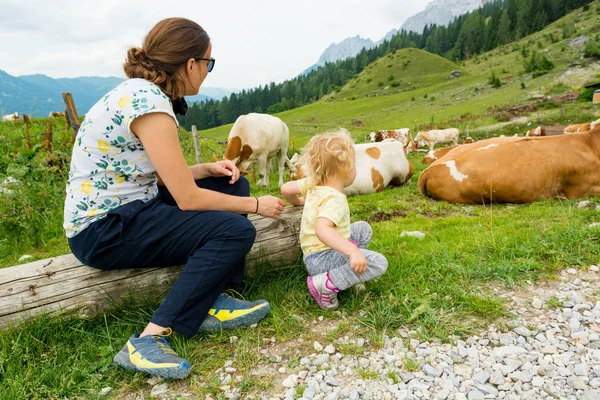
[591,118,600,130]
[413,128,460,150]
[564,123,591,134]
[526,126,546,136]
[369,128,411,144]
[289,139,413,196]
[48,111,65,117]
[418,129,600,204]
[2,112,19,121]
[223,113,291,187]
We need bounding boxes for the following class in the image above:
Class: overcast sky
[0,0,427,91]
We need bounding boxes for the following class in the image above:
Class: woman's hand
[257,196,286,219]
[349,249,368,274]
[208,160,240,184]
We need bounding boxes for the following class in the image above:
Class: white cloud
[0,0,428,90]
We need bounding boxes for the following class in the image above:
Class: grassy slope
[1,3,600,398]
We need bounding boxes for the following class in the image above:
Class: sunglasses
[195,57,215,73]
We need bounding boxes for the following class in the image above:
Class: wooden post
[292,141,295,153]
[62,92,80,143]
[42,119,53,152]
[191,125,202,164]
[0,206,303,331]
[23,114,32,149]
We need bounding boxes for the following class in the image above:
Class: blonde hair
[301,129,355,187]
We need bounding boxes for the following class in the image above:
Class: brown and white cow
[223,113,292,187]
[48,111,65,117]
[2,112,19,121]
[564,123,591,134]
[418,128,600,204]
[369,128,411,144]
[289,138,413,196]
[413,128,460,150]
[462,137,475,144]
[422,146,458,165]
[526,126,546,136]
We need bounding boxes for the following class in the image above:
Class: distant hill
[330,47,465,100]
[307,0,494,73]
[303,36,377,74]
[0,70,231,117]
[400,0,493,34]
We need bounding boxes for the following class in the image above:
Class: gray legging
[304,221,388,291]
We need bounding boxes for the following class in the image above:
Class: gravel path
[112,264,600,400]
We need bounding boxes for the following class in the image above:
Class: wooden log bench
[0,206,303,331]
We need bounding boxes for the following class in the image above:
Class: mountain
[0,70,225,117]
[401,0,493,34]
[304,36,376,73]
[307,0,494,73]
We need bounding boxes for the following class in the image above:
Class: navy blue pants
[68,176,256,338]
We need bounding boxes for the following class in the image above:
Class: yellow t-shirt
[297,178,351,257]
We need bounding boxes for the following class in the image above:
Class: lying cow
[418,128,600,204]
[223,113,292,187]
[2,112,19,121]
[526,126,546,136]
[463,137,475,144]
[369,128,411,144]
[289,139,413,196]
[413,128,460,150]
[48,111,65,117]
[422,146,458,165]
[564,123,591,134]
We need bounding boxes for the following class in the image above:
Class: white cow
[369,128,411,144]
[289,138,413,196]
[2,112,19,121]
[223,113,292,187]
[413,128,460,150]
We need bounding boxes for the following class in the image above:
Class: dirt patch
[544,125,566,136]
[366,210,408,222]
[351,119,365,127]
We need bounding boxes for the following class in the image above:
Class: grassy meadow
[1,3,600,398]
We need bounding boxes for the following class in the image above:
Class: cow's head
[223,136,253,172]
[404,140,418,153]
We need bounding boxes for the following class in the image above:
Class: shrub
[521,82,526,89]
[578,88,595,102]
[377,81,384,87]
[488,71,502,88]
[390,82,400,87]
[388,75,395,81]
[584,39,600,58]
[523,51,555,77]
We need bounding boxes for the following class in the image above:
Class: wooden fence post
[23,114,32,149]
[62,92,80,143]
[191,125,202,164]
[42,119,53,152]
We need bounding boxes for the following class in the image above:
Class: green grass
[2,3,600,398]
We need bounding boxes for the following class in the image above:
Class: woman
[64,18,286,379]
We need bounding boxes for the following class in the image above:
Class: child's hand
[349,249,367,274]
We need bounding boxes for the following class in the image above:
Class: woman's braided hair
[123,18,210,99]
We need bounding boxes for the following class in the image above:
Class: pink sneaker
[307,273,339,310]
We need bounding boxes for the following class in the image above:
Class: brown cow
[526,126,546,136]
[422,146,458,165]
[418,128,600,204]
[564,123,591,134]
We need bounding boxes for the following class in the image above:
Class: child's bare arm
[280,181,305,206]
[315,217,367,274]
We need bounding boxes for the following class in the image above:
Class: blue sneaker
[113,329,190,379]
[199,293,270,332]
